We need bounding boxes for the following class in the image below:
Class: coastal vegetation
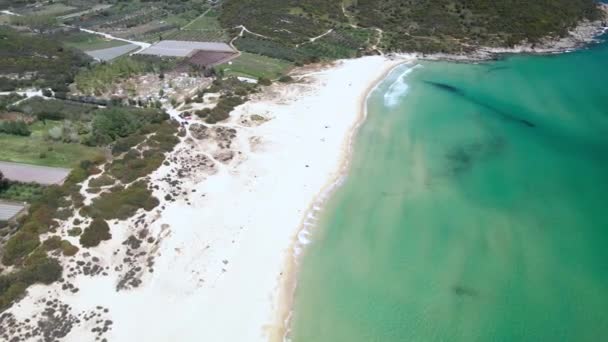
[0,182,44,202]
[0,26,90,91]
[218,52,292,79]
[0,111,178,311]
[79,219,111,248]
[194,77,259,123]
[0,120,105,168]
[220,0,603,55]
[352,0,603,52]
[86,106,168,146]
[0,255,62,311]
[74,56,176,95]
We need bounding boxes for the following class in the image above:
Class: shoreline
[1,56,413,342]
[271,57,413,342]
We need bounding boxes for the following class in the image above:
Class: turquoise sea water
[291,41,608,341]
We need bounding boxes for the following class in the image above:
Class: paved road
[78,27,151,54]
[0,161,71,185]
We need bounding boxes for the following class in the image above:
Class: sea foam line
[383,64,422,107]
[281,58,418,342]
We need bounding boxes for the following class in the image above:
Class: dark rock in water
[452,285,478,298]
[425,81,463,94]
[424,80,537,128]
[486,65,510,73]
[444,136,507,176]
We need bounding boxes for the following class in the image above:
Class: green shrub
[204,96,245,124]
[2,231,40,266]
[87,107,168,146]
[0,121,31,136]
[0,253,63,311]
[86,181,159,221]
[68,227,82,237]
[0,182,44,202]
[112,134,147,155]
[80,219,111,248]
[42,236,63,251]
[12,97,97,122]
[0,26,90,91]
[60,240,79,256]
[258,77,272,86]
[88,175,116,188]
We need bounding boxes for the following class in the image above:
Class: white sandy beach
[4,55,410,342]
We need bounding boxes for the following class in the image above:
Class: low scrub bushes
[107,121,179,183]
[12,97,97,122]
[42,236,79,256]
[2,231,41,266]
[80,219,111,248]
[86,107,169,146]
[0,255,61,311]
[0,121,31,136]
[0,182,45,202]
[197,96,245,124]
[0,93,24,111]
[88,174,116,188]
[85,181,159,221]
[67,227,82,237]
[1,157,105,266]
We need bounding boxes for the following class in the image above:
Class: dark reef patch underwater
[291,41,608,341]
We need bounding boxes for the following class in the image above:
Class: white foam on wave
[383,64,421,107]
[297,230,312,245]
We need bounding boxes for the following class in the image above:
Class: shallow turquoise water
[291,43,608,341]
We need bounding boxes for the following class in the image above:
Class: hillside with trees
[220,0,603,54]
[0,27,90,91]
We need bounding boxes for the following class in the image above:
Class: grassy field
[184,15,223,30]
[62,32,129,51]
[167,29,228,42]
[0,121,105,168]
[219,52,292,79]
[173,8,229,42]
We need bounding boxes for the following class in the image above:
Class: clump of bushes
[85,107,168,146]
[196,96,245,124]
[0,121,31,136]
[85,181,159,221]
[0,181,44,202]
[0,255,62,311]
[12,97,97,122]
[0,93,24,110]
[106,121,179,183]
[43,236,80,256]
[111,134,147,155]
[0,171,8,191]
[258,77,272,86]
[80,219,111,248]
[2,231,41,266]
[88,175,116,188]
[1,157,105,266]
[67,227,82,237]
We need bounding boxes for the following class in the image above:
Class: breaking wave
[383,64,421,107]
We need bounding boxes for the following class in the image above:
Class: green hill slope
[220,0,603,55]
